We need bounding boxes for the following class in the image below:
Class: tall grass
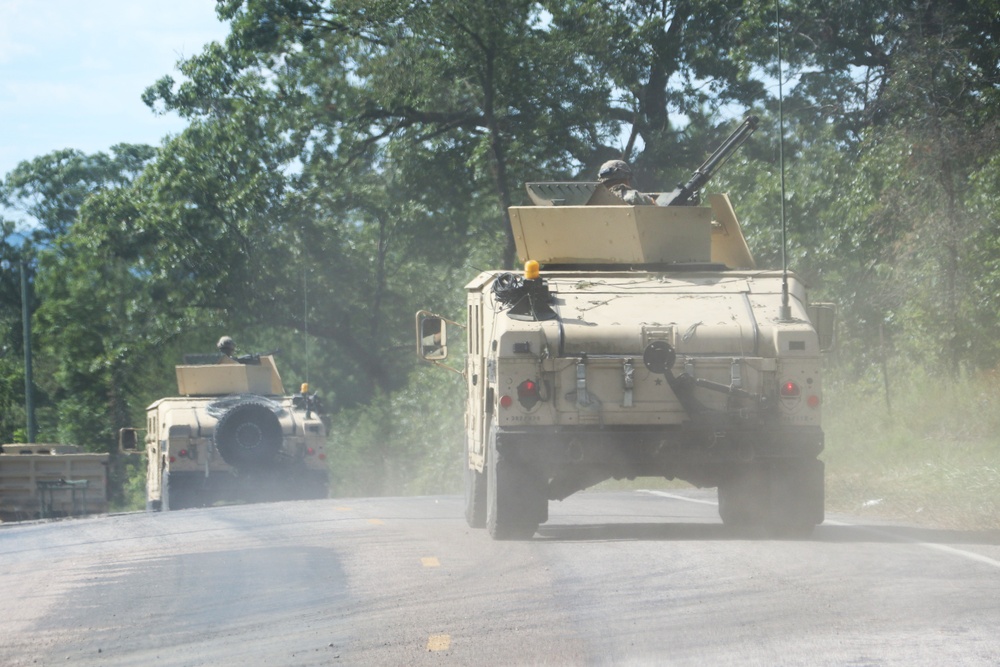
[823,367,1000,529]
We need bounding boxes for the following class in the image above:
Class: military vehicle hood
[549,273,758,357]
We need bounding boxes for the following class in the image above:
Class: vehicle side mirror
[119,427,140,452]
[418,315,448,361]
[808,303,837,352]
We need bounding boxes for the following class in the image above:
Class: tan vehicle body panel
[443,190,828,538]
[175,355,284,396]
[465,196,819,459]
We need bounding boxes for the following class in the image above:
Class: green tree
[1,145,156,243]
[147,1,602,266]
[0,145,157,445]
[822,1,1000,375]
[715,0,1000,378]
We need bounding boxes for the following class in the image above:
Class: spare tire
[214,401,283,469]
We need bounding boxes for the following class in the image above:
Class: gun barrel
[696,115,759,180]
[660,115,759,206]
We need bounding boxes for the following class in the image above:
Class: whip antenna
[776,0,792,321]
[303,263,310,386]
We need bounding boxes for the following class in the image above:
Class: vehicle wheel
[486,431,546,540]
[767,458,824,536]
[464,439,487,529]
[718,463,769,527]
[719,459,824,535]
[214,401,283,469]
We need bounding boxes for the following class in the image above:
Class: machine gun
[658,115,759,207]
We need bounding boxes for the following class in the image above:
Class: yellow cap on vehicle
[524,260,540,280]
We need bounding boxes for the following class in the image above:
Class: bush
[325,366,465,497]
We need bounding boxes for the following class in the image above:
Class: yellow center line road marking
[421,557,441,568]
[332,506,353,511]
[366,518,385,525]
[427,635,451,652]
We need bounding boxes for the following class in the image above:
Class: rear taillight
[517,379,541,409]
[780,381,800,397]
[779,379,821,410]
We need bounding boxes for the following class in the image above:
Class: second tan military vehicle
[122,344,328,510]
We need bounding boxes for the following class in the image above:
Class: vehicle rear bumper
[495,423,823,496]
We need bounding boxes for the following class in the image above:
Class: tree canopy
[2,0,1000,499]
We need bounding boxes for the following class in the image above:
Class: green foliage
[824,367,1000,529]
[326,366,465,497]
[2,0,1000,513]
[0,145,158,446]
[116,459,149,512]
[1,145,156,242]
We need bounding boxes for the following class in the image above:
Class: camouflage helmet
[598,160,633,184]
[217,336,236,356]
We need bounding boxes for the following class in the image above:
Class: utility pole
[20,260,35,443]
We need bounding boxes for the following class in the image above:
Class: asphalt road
[2,490,999,666]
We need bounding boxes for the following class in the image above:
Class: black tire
[767,458,824,536]
[214,401,283,470]
[486,431,546,540]
[718,459,824,536]
[717,463,769,527]
[464,437,487,529]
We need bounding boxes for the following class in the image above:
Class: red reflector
[780,381,800,397]
[807,395,820,408]
[500,395,513,409]
[307,447,316,456]
[318,453,326,460]
[169,456,176,463]
[179,449,188,457]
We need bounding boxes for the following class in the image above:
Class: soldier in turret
[598,160,655,205]
[216,335,265,365]
[217,336,236,359]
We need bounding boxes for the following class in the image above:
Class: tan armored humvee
[123,346,328,511]
[418,179,835,539]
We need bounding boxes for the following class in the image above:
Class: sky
[0,0,230,180]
